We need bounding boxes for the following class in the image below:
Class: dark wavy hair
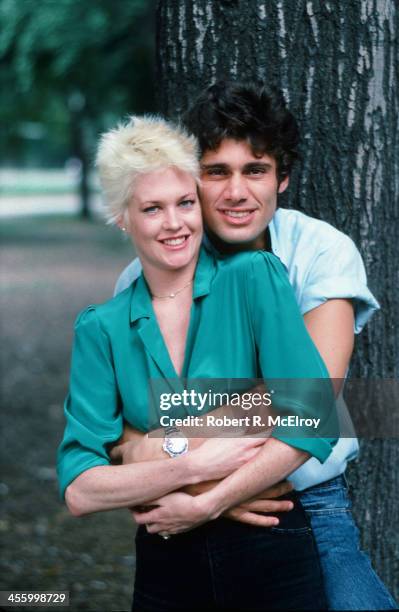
[184,81,299,182]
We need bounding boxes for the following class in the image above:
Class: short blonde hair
[96,115,200,224]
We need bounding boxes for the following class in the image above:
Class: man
[112,82,396,610]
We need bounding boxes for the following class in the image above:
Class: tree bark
[156,0,398,598]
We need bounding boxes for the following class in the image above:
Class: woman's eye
[143,206,160,214]
[179,200,195,208]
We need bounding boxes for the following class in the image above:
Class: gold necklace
[151,279,193,299]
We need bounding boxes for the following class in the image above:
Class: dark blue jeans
[300,476,398,611]
[132,494,327,611]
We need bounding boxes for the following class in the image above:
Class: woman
[57,116,336,610]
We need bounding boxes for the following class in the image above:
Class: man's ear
[278,175,289,194]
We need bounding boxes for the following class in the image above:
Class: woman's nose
[163,208,183,231]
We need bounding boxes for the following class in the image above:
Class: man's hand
[110,435,165,464]
[223,480,294,526]
[185,479,294,526]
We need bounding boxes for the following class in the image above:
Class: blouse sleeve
[56,307,123,500]
[246,252,338,463]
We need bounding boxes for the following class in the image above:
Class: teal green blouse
[57,247,337,499]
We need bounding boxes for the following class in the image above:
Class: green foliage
[0,0,156,165]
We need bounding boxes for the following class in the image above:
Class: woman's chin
[157,242,200,271]
[160,255,196,271]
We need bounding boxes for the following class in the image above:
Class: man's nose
[223,174,248,203]
[163,207,183,231]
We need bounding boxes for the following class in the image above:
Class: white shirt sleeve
[113,258,143,296]
[270,209,380,335]
[299,233,379,333]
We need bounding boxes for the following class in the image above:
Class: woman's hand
[132,492,209,535]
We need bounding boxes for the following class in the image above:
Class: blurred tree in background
[0,0,156,217]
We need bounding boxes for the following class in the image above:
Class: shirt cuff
[299,277,380,334]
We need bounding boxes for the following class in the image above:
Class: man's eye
[202,168,227,176]
[179,200,195,208]
[247,166,267,175]
[143,206,160,214]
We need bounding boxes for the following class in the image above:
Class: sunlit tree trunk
[157,0,399,596]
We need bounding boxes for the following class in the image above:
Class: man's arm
[133,438,307,533]
[303,298,354,391]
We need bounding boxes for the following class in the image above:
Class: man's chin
[206,227,266,252]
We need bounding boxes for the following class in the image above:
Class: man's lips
[158,235,190,249]
[218,209,256,225]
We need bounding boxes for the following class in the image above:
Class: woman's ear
[116,213,128,233]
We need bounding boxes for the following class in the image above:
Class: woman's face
[123,167,203,273]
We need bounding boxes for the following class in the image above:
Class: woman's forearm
[65,454,200,516]
[65,435,265,516]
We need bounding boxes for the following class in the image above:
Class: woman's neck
[141,259,198,299]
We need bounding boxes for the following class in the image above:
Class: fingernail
[272,519,279,525]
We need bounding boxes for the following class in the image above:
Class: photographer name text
[159,414,321,429]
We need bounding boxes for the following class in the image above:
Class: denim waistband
[302,474,348,493]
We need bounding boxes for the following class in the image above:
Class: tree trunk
[70,112,90,219]
[156,0,399,597]
[69,92,90,219]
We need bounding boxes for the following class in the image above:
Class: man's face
[199,139,288,249]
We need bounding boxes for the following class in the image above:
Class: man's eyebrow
[243,162,273,170]
[200,163,229,169]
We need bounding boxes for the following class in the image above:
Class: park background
[1,1,398,610]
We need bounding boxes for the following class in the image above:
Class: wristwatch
[162,426,189,458]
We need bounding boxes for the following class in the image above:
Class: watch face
[164,436,188,456]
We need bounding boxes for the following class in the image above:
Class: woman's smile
[158,234,191,249]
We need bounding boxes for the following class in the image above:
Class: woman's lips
[158,235,190,250]
[218,209,256,225]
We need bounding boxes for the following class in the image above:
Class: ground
[1,216,136,611]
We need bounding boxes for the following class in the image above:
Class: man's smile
[218,208,257,224]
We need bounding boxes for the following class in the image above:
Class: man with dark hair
[113,82,397,610]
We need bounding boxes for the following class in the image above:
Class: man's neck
[206,230,268,254]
